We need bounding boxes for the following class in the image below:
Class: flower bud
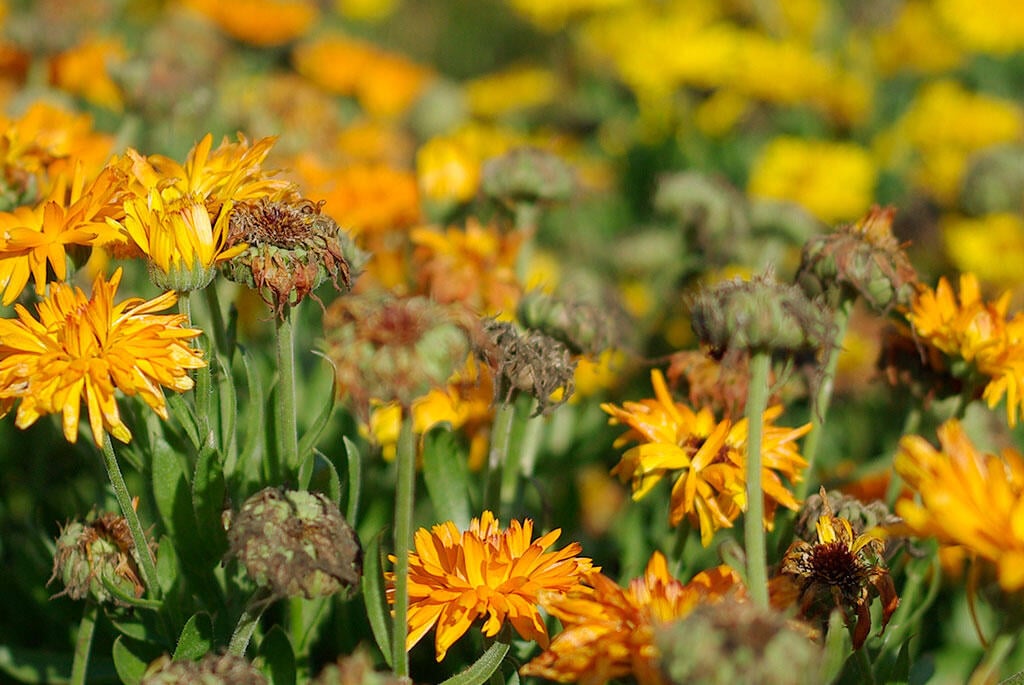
[50,512,148,605]
[656,598,824,685]
[221,198,364,315]
[796,206,917,313]
[227,488,362,600]
[689,271,831,358]
[481,146,574,207]
[141,653,266,685]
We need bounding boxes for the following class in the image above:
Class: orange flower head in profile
[906,273,1024,426]
[602,369,809,546]
[0,268,205,446]
[896,419,1024,592]
[778,488,898,649]
[521,551,741,685]
[386,511,593,661]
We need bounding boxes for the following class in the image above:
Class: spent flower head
[141,653,266,685]
[480,319,576,415]
[50,511,150,605]
[227,488,362,600]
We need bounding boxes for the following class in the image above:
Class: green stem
[100,433,159,599]
[188,290,215,450]
[275,304,299,479]
[392,411,416,679]
[69,600,97,685]
[969,632,1018,685]
[886,406,922,507]
[227,589,272,657]
[499,395,535,515]
[483,401,517,514]
[744,351,772,607]
[795,300,852,501]
[203,283,231,359]
[853,643,877,685]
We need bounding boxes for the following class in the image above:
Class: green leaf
[156,536,179,598]
[299,449,342,504]
[0,645,72,684]
[439,636,510,685]
[192,444,228,560]
[235,345,266,487]
[361,530,393,668]
[343,436,362,524]
[886,637,912,685]
[819,609,849,685]
[297,352,338,462]
[258,625,296,685]
[112,636,161,685]
[150,437,193,561]
[173,612,214,661]
[167,393,201,451]
[422,426,471,529]
[216,352,238,456]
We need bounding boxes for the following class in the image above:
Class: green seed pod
[795,207,917,313]
[221,198,365,316]
[227,488,362,600]
[517,290,620,356]
[481,146,574,207]
[480,319,576,415]
[960,144,1024,216]
[654,171,751,265]
[689,271,831,358]
[141,653,266,685]
[656,599,824,685]
[50,512,148,606]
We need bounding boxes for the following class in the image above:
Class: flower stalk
[69,600,97,685]
[392,410,416,678]
[744,351,771,607]
[276,303,299,479]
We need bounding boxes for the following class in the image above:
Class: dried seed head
[480,319,576,415]
[481,146,574,208]
[141,653,266,685]
[312,647,404,685]
[517,290,622,356]
[689,271,831,358]
[227,488,362,600]
[323,293,477,412]
[795,490,900,546]
[49,512,149,606]
[221,198,365,316]
[656,598,824,685]
[796,206,918,313]
[654,171,751,266]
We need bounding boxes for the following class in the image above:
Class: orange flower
[602,369,809,546]
[184,0,318,46]
[49,36,126,111]
[521,552,740,685]
[387,511,593,661]
[0,268,204,446]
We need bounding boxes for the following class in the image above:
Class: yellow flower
[602,370,809,546]
[520,552,740,685]
[0,268,204,446]
[896,419,1024,591]
[907,273,1024,425]
[870,1,964,75]
[942,213,1024,287]
[0,164,125,304]
[387,511,593,661]
[183,0,318,46]
[936,0,1024,54]
[778,489,898,649]
[748,137,877,224]
[416,124,526,204]
[49,36,126,111]
[464,66,558,119]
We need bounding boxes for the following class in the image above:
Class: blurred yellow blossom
[49,36,126,111]
[506,0,635,32]
[416,124,524,204]
[935,0,1024,55]
[870,1,964,75]
[464,66,558,119]
[943,213,1024,287]
[182,0,318,46]
[749,137,876,224]
[335,0,399,22]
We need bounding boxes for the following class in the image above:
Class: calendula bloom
[896,420,1024,591]
[907,273,1024,425]
[778,489,898,649]
[183,0,318,46]
[49,36,126,111]
[0,268,204,446]
[520,552,740,685]
[387,511,593,661]
[602,369,809,546]
[0,163,126,304]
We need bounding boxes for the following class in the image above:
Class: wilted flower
[520,552,740,685]
[388,511,593,661]
[50,511,149,605]
[481,146,574,210]
[0,268,204,446]
[517,290,624,356]
[653,172,751,268]
[141,653,266,685]
[227,488,362,600]
[312,647,403,685]
[777,488,899,649]
[480,319,576,415]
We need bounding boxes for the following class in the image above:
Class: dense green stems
[69,600,97,685]
[744,351,772,607]
[392,411,416,679]
[795,299,852,501]
[100,432,159,599]
[483,401,517,514]
[227,589,272,657]
[275,304,299,479]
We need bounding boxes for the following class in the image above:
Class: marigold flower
[907,273,1024,425]
[387,511,593,661]
[49,36,126,111]
[778,488,898,649]
[0,268,204,446]
[520,551,740,685]
[602,370,809,546]
[184,0,318,46]
[896,419,1024,591]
